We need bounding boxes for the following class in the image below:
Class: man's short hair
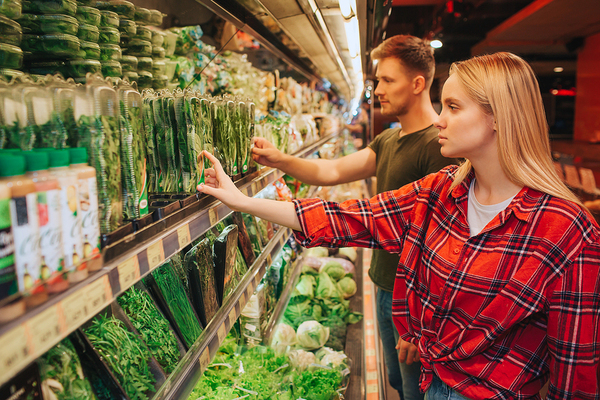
[371,35,435,87]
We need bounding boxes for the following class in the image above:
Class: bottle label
[10,193,40,292]
[37,189,64,280]
[59,177,82,269]
[0,197,17,298]
[79,176,100,259]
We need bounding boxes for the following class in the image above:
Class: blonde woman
[198,52,600,399]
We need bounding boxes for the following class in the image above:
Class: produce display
[184,237,221,326]
[18,14,79,36]
[117,285,182,374]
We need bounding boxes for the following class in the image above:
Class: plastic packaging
[136,55,151,71]
[19,13,78,36]
[101,59,121,77]
[99,43,121,60]
[95,0,135,19]
[79,39,100,59]
[118,18,135,36]
[162,30,177,56]
[137,69,151,88]
[77,22,98,42]
[133,6,150,24]
[0,68,23,82]
[22,151,66,293]
[151,73,167,90]
[122,70,137,81]
[150,29,164,47]
[98,25,119,44]
[22,0,76,16]
[75,5,101,26]
[147,9,163,26]
[0,167,18,303]
[133,23,150,41]
[125,37,150,56]
[21,33,80,58]
[119,54,136,71]
[184,238,220,327]
[68,147,101,269]
[0,0,21,19]
[0,14,21,45]
[99,9,118,27]
[0,155,41,293]
[213,225,239,303]
[152,45,164,59]
[0,42,21,69]
[65,59,100,77]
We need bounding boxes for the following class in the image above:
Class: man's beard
[380,101,409,118]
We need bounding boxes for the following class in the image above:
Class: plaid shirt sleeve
[546,240,600,399]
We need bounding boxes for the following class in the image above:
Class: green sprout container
[118,18,135,36]
[0,14,21,45]
[79,40,100,59]
[23,0,76,16]
[133,23,150,41]
[122,70,137,81]
[137,69,151,88]
[98,25,119,44]
[95,0,134,19]
[77,23,99,42]
[75,6,100,27]
[133,6,150,24]
[101,59,121,77]
[0,0,21,19]
[22,33,80,58]
[152,73,167,90]
[151,45,164,59]
[0,43,22,68]
[99,10,118,27]
[0,68,24,81]
[99,43,120,60]
[19,13,79,36]
[150,29,164,47]
[66,58,101,78]
[136,55,151,71]
[119,54,136,71]
[124,37,150,56]
[151,58,164,75]
[147,9,163,26]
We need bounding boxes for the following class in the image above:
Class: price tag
[27,306,62,354]
[60,289,89,331]
[147,241,165,271]
[198,348,210,371]
[217,323,226,343]
[86,275,112,315]
[0,325,30,382]
[208,208,218,227]
[228,308,237,327]
[118,256,140,291]
[177,225,191,248]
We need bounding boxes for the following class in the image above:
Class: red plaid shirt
[293,166,600,399]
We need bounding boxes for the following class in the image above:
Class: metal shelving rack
[0,133,338,388]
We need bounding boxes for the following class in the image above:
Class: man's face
[373,57,415,118]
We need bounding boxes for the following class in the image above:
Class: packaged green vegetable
[100,59,121,77]
[151,58,165,75]
[0,0,21,19]
[21,33,80,59]
[149,92,173,192]
[118,18,135,36]
[19,13,78,36]
[133,23,150,41]
[137,69,151,89]
[76,5,101,26]
[99,9,118,27]
[79,40,100,59]
[23,0,76,16]
[46,77,77,148]
[151,45,164,59]
[212,98,236,177]
[95,0,135,19]
[151,73,167,90]
[141,92,159,192]
[38,338,97,400]
[118,284,182,374]
[0,15,21,46]
[150,29,164,46]
[213,224,239,303]
[99,43,121,60]
[184,238,220,327]
[0,42,21,69]
[66,58,101,78]
[98,25,119,44]
[118,80,148,219]
[162,93,181,191]
[77,22,98,42]
[83,312,157,400]
[122,70,137,81]
[172,90,193,192]
[150,260,203,348]
[133,6,150,24]
[125,37,151,56]
[0,68,24,82]
[147,9,162,26]
[119,53,136,71]
[197,96,213,183]
[136,55,152,71]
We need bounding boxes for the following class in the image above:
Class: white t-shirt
[468,179,516,236]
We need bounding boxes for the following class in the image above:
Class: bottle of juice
[68,147,101,272]
[0,160,24,323]
[47,150,86,283]
[0,154,47,307]
[23,151,67,294]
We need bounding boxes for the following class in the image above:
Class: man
[252,35,458,400]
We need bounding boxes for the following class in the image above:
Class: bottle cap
[22,151,49,171]
[0,155,25,177]
[48,149,70,168]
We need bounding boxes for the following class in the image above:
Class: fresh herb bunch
[38,338,97,400]
[187,96,204,190]
[142,96,159,192]
[23,0,78,16]
[152,261,203,348]
[119,98,146,220]
[184,238,220,324]
[173,93,192,192]
[151,96,169,192]
[199,97,214,182]
[163,96,182,191]
[118,286,182,374]
[84,314,156,400]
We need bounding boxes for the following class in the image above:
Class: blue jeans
[376,289,424,400]
[425,375,470,400]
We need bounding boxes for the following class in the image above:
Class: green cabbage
[337,276,357,299]
[296,320,329,350]
[320,261,345,281]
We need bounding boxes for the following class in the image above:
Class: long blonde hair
[449,52,584,208]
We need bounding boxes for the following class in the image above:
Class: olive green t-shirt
[367,125,458,292]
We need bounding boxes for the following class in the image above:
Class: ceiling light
[430,40,443,49]
[338,0,354,19]
[344,16,360,58]
[554,66,564,73]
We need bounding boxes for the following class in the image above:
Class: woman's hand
[252,137,284,168]
[197,151,246,211]
[396,336,420,365]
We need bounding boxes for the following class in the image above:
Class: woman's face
[434,74,496,162]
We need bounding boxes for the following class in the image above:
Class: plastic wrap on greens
[162,95,181,191]
[77,114,122,233]
[23,0,77,16]
[236,101,252,174]
[18,14,79,36]
[212,100,236,177]
[0,0,21,19]
[142,95,159,193]
[199,97,213,183]
[119,98,147,220]
[173,92,198,192]
[76,6,101,26]
[38,338,97,400]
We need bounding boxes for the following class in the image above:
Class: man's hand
[252,137,284,168]
[197,151,246,211]
[396,336,420,365]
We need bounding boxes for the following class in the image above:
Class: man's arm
[252,137,377,186]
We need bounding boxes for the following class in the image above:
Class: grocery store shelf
[151,227,293,400]
[345,248,366,399]
[0,134,335,387]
